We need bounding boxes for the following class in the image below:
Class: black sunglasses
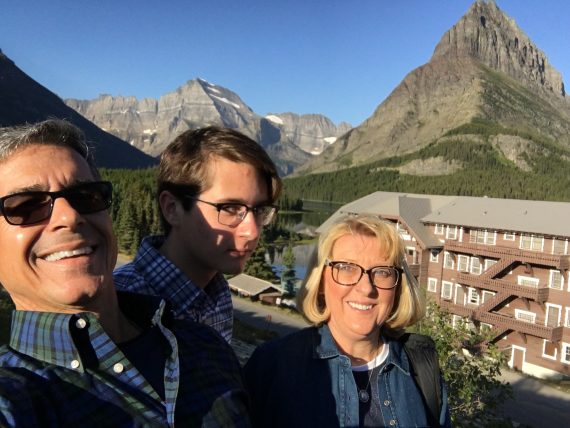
[0,181,112,226]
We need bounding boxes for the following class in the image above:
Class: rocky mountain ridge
[66,78,351,175]
[0,50,156,169]
[295,0,570,176]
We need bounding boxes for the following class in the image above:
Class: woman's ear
[159,191,185,228]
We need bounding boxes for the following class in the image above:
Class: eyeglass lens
[331,262,399,289]
[217,204,276,227]
[0,181,112,225]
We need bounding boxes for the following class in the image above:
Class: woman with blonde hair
[245,214,449,427]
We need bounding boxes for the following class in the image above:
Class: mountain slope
[295,0,570,176]
[0,50,156,169]
[66,79,350,175]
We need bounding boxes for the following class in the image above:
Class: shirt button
[70,359,80,369]
[384,400,391,406]
[113,363,124,373]
[75,318,87,329]
[389,419,396,426]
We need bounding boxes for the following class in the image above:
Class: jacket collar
[312,324,411,375]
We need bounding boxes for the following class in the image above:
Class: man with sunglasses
[0,120,250,426]
[114,127,282,343]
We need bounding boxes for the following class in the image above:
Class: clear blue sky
[1,0,568,126]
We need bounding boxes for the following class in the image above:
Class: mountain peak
[432,0,565,97]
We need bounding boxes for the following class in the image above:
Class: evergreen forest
[102,118,570,253]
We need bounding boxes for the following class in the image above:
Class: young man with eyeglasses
[0,120,250,426]
[114,126,282,342]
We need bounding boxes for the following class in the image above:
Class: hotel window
[470,257,482,275]
[451,315,465,329]
[515,309,536,323]
[430,250,440,263]
[467,288,480,305]
[470,229,496,245]
[481,290,495,304]
[520,234,544,251]
[552,239,568,255]
[457,255,469,272]
[441,281,453,300]
[427,278,437,293]
[546,304,561,328]
[542,340,557,360]
[517,276,539,288]
[446,226,458,240]
[562,343,570,364]
[443,252,454,269]
[504,232,515,241]
[484,259,497,272]
[434,224,444,235]
[549,270,564,290]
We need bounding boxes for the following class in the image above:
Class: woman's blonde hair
[297,214,424,330]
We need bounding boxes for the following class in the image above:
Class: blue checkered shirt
[114,235,233,343]
[0,292,250,427]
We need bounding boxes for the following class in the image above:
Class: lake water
[269,242,316,283]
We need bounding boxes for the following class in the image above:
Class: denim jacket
[245,324,450,427]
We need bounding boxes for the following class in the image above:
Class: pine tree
[244,240,279,282]
[281,242,297,297]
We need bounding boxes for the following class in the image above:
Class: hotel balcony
[478,312,563,342]
[444,241,570,270]
[455,273,550,303]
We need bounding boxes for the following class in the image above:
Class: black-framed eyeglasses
[186,197,278,227]
[325,259,401,290]
[0,181,112,226]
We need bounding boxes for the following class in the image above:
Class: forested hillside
[103,118,570,253]
[282,119,570,204]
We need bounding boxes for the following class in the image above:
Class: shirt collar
[9,292,167,371]
[132,235,227,315]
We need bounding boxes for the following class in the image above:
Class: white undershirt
[351,341,389,372]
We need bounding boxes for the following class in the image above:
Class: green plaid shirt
[0,292,250,427]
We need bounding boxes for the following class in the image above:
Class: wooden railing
[445,241,570,270]
[478,312,563,342]
[456,273,550,302]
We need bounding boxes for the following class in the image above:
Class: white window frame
[446,225,458,240]
[451,315,465,329]
[470,257,482,275]
[481,290,495,304]
[443,251,454,269]
[545,303,562,328]
[549,270,564,290]
[503,232,515,241]
[562,343,570,365]
[517,275,539,288]
[552,238,568,255]
[429,250,439,263]
[441,281,453,300]
[515,309,536,323]
[484,259,497,272]
[565,307,570,327]
[457,255,469,272]
[427,277,437,293]
[467,287,480,305]
[542,339,558,360]
[434,224,444,235]
[454,284,466,305]
[520,234,544,251]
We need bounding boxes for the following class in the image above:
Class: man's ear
[159,191,185,228]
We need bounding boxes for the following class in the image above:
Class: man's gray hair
[0,119,99,178]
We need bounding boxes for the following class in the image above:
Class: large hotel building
[320,191,570,379]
